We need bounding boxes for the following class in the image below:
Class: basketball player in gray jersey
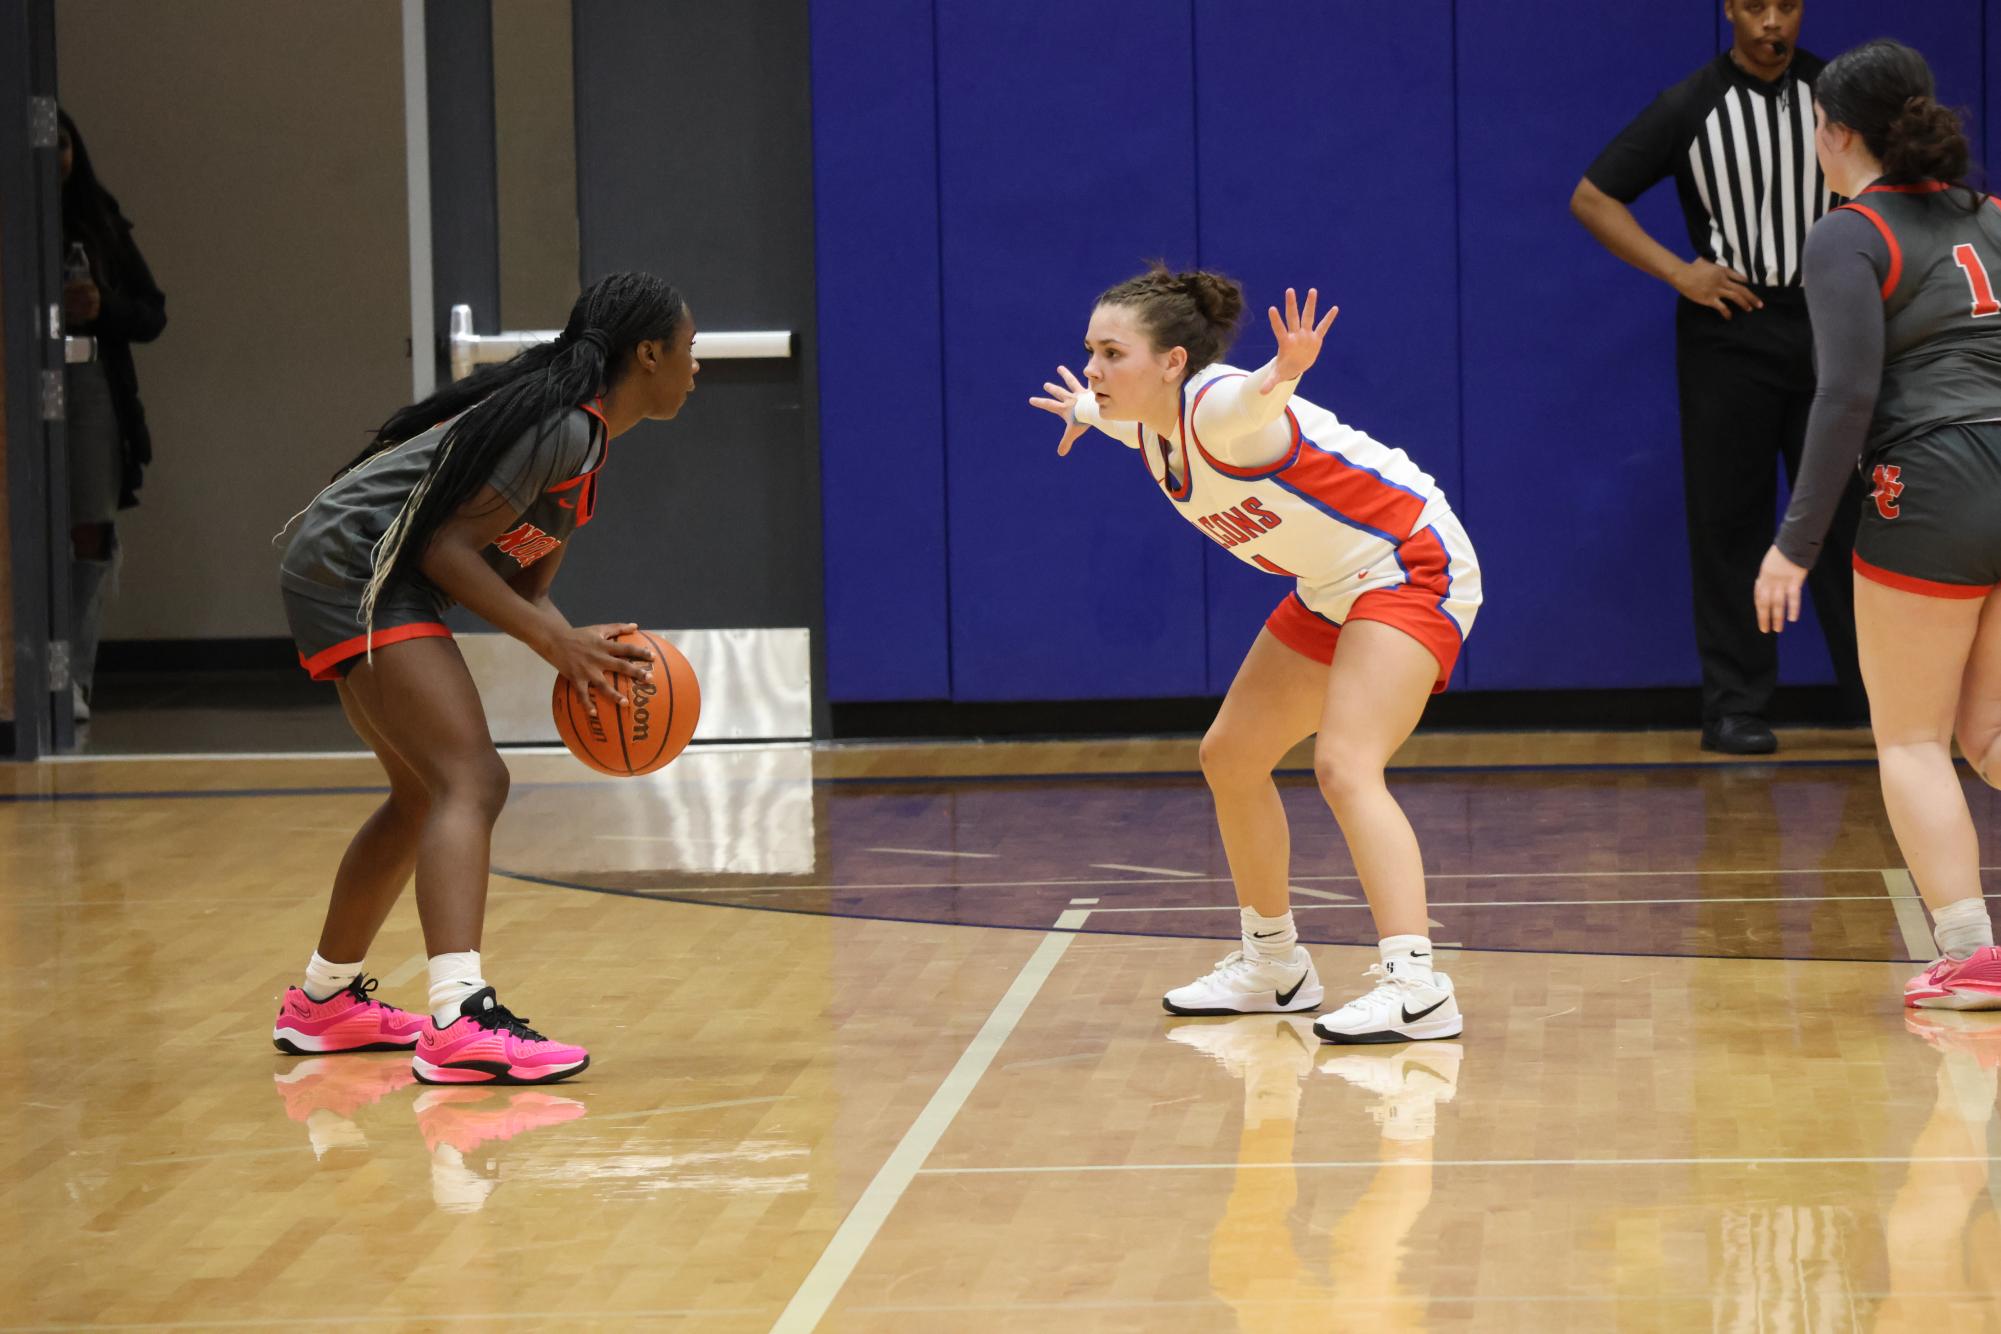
[268,273,700,1084]
[1756,40,2001,1011]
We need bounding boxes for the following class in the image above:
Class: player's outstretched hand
[1753,546,1807,634]
[1029,365,1092,457]
[1265,287,1339,391]
[547,622,654,717]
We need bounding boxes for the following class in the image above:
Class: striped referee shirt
[1587,50,1837,288]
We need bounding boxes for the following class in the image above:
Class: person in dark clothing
[58,108,166,719]
[1754,39,2001,1011]
[1571,0,1866,754]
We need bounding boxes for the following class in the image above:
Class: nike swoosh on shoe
[1276,975,1308,1006]
[1401,996,1449,1024]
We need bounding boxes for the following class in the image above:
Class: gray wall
[55,0,823,669]
[493,2,579,330]
[564,0,824,659]
[55,0,413,640]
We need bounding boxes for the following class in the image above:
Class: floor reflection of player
[413,1087,587,1214]
[1168,1019,1462,1330]
[1875,1014,2001,1329]
[272,1056,415,1161]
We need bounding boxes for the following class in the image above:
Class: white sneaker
[1163,946,1322,1016]
[1319,1042,1464,1141]
[1312,964,1462,1044]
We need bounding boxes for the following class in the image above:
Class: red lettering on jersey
[1220,506,1262,539]
[1871,464,1905,520]
[1953,243,2001,318]
[494,521,563,567]
[1240,497,1283,531]
[1202,514,1246,547]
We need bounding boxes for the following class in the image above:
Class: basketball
[550,630,701,776]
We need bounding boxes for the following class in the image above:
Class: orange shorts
[1262,523,1477,692]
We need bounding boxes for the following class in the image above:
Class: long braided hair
[345,272,686,633]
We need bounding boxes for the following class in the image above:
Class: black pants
[1675,295,1866,724]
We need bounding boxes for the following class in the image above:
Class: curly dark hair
[1817,39,1976,197]
[1096,264,1246,377]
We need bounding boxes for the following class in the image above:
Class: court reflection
[496,746,815,878]
[1872,1013,2001,1329]
[271,1055,414,1161]
[414,1087,589,1214]
[1167,1017,1460,1331]
[269,1054,819,1218]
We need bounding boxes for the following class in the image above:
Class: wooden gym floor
[3,725,1999,1330]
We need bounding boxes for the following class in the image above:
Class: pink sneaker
[412,988,590,1086]
[1905,946,2001,1011]
[273,976,428,1054]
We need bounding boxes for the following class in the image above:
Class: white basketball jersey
[1129,364,1452,599]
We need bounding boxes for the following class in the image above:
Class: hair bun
[1177,271,1245,332]
[1884,92,1969,184]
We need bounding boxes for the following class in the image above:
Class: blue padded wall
[810,0,951,701]
[813,2,1998,702]
[1193,0,1463,691]
[934,2,1205,700]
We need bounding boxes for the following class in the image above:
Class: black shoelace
[340,974,409,1012]
[471,1000,549,1042]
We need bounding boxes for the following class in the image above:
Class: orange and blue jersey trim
[1188,374,1306,480]
[1269,433,1428,547]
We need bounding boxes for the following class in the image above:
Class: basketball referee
[1572,0,1865,754]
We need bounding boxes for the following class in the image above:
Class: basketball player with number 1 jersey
[1757,39,2001,1011]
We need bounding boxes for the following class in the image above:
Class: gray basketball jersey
[1838,184,2001,456]
[280,403,606,607]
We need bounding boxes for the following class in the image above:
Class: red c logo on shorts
[1871,464,1904,520]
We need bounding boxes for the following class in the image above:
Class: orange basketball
[551,630,701,776]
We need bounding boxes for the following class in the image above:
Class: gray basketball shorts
[281,579,450,680]
[1854,422,2001,599]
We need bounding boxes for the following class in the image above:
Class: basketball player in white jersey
[1031,268,1482,1043]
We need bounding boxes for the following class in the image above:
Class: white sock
[1380,934,1436,981]
[428,951,490,1026]
[1241,906,1298,963]
[302,952,362,1003]
[1932,897,1996,961]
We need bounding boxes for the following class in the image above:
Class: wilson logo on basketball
[1872,464,1905,520]
[628,677,658,743]
[494,521,562,567]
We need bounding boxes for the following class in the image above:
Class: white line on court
[1090,863,1205,877]
[1287,885,1355,901]
[1881,869,1938,959]
[503,867,1974,902]
[769,907,1092,1334]
[916,1153,2001,1176]
[865,847,1000,860]
[1085,890,1973,915]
